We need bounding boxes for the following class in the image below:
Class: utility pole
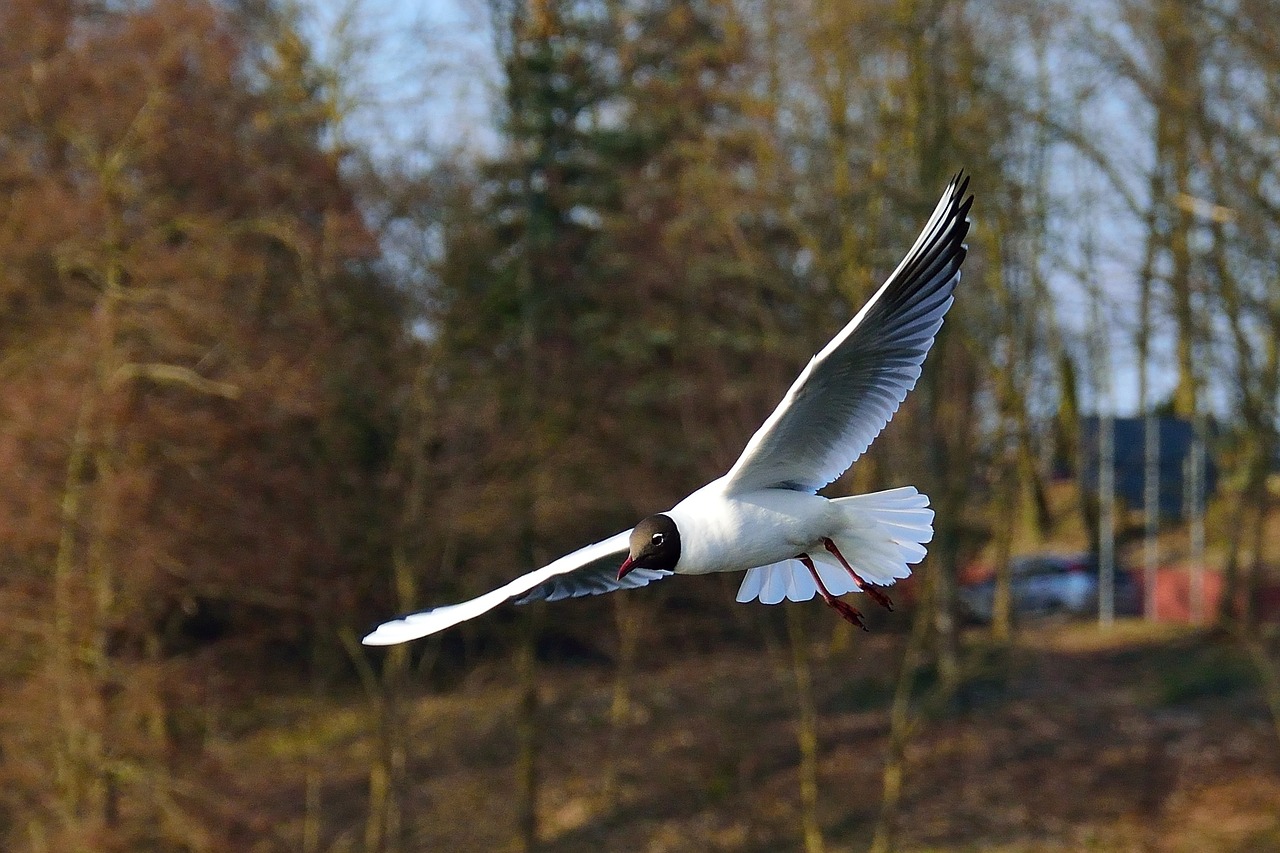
[1187,411,1207,624]
[1088,281,1116,630]
[1143,410,1160,619]
[1098,410,1116,628]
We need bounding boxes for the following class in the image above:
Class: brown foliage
[0,0,397,848]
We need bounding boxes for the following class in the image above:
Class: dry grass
[226,617,1280,853]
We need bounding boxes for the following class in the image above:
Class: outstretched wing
[361,530,670,646]
[720,174,972,495]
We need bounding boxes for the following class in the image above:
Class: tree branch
[113,363,241,399]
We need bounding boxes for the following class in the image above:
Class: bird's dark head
[617,514,681,579]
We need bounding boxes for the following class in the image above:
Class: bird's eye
[651,533,665,546]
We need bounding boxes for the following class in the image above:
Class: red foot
[822,537,894,612]
[797,553,868,631]
[826,596,869,631]
[863,585,894,612]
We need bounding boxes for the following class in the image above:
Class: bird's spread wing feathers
[362,530,669,645]
[364,176,972,643]
[512,558,670,604]
[720,174,973,495]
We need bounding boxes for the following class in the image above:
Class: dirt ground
[243,618,1280,852]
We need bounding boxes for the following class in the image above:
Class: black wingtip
[952,171,974,220]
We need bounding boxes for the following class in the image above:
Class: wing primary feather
[719,172,972,495]
[362,529,658,645]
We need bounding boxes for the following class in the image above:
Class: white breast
[667,481,836,575]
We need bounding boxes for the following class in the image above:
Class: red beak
[617,556,635,581]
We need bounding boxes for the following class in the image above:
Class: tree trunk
[926,339,969,688]
[869,589,934,853]
[1218,439,1261,628]
[904,0,962,679]
[991,443,1017,643]
[1059,353,1098,550]
[604,595,644,801]
[1241,439,1272,634]
[1153,0,1201,420]
[52,395,94,827]
[303,633,324,853]
[786,606,825,853]
[515,621,540,853]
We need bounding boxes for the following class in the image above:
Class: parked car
[958,553,1140,622]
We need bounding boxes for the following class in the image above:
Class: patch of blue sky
[300,0,501,166]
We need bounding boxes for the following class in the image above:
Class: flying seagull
[364,173,972,646]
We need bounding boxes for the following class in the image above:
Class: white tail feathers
[735,486,934,604]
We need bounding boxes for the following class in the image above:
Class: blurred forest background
[2,0,1280,850]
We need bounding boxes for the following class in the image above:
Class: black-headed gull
[364,174,972,646]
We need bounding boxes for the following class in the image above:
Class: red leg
[822,538,894,611]
[797,554,867,631]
